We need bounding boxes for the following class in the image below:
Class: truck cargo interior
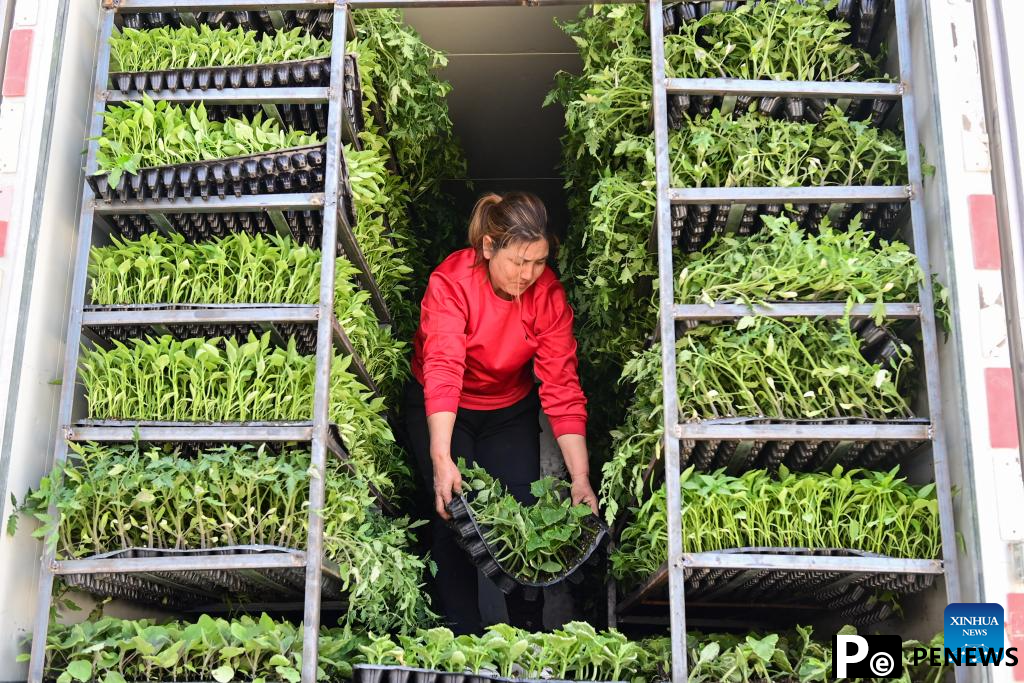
[2,2,1022,683]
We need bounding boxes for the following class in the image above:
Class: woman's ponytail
[468,193,503,253]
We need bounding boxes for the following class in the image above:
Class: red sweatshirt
[411,247,588,439]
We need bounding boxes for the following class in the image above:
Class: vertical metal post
[974,0,1024,482]
[648,1,687,680]
[301,3,348,682]
[894,4,964,675]
[26,9,116,683]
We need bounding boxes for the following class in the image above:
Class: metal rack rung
[668,185,909,204]
[672,302,921,320]
[92,192,324,213]
[673,421,930,441]
[106,87,330,104]
[666,77,902,99]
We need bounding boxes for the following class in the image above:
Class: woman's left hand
[570,476,599,515]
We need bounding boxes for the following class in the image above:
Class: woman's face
[483,236,549,299]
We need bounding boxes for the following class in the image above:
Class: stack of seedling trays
[608,1,960,679]
[23,4,412,683]
[446,494,610,598]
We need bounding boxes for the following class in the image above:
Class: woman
[403,191,599,635]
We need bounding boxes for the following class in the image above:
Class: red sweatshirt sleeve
[419,270,469,416]
[533,280,588,439]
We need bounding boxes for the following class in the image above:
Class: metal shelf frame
[27,5,358,683]
[646,0,963,680]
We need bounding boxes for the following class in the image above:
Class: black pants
[402,379,545,634]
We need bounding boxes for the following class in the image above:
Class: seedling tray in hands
[355,665,626,683]
[445,495,608,596]
[670,200,908,252]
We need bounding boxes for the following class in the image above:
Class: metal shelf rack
[25,4,395,683]
[638,0,963,680]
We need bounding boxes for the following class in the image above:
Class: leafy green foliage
[362,622,647,683]
[38,614,366,683]
[344,131,418,334]
[17,444,432,632]
[109,25,330,72]
[600,316,915,524]
[665,0,882,81]
[87,232,408,397]
[640,628,947,683]
[349,11,469,273]
[677,215,925,317]
[459,464,595,583]
[611,466,941,586]
[640,318,914,421]
[670,108,907,188]
[95,98,321,186]
[78,332,408,489]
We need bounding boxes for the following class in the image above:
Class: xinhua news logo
[832,603,1019,678]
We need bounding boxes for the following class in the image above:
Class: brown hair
[467,191,556,264]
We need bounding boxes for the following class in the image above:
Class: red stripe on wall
[1009,594,1024,680]
[969,194,1000,270]
[0,220,7,257]
[2,29,34,98]
[986,367,1020,449]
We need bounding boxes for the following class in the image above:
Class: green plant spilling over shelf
[677,215,923,313]
[669,108,907,187]
[95,98,321,187]
[610,466,940,586]
[344,131,415,327]
[664,0,883,81]
[642,628,947,683]
[545,4,658,456]
[600,314,915,524]
[459,464,596,583]
[349,10,468,278]
[31,614,367,683]
[88,232,408,397]
[109,25,331,73]
[362,622,648,683]
[78,332,408,491]
[15,444,432,632]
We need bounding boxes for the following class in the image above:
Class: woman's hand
[432,455,463,521]
[570,476,599,515]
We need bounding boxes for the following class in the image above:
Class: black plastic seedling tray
[445,495,608,596]
[117,9,335,39]
[660,0,897,127]
[354,665,626,683]
[108,54,365,138]
[670,199,907,252]
[87,143,356,229]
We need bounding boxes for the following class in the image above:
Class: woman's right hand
[432,455,463,520]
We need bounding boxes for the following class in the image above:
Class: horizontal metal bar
[669,186,910,204]
[347,0,632,5]
[53,552,305,575]
[92,193,324,214]
[673,422,931,441]
[82,304,319,326]
[110,0,332,10]
[68,423,315,442]
[673,302,921,320]
[666,77,902,99]
[683,552,943,574]
[107,87,329,105]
